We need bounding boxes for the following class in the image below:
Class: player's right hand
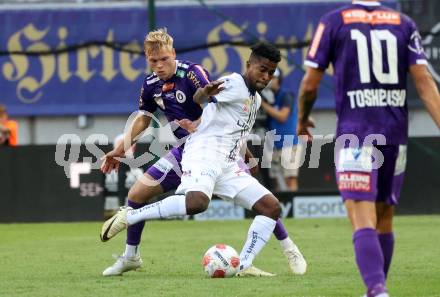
[297,117,315,142]
[100,150,124,173]
[203,80,225,97]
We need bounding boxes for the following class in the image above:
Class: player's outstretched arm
[298,67,323,139]
[410,64,440,130]
[193,80,225,104]
[100,113,151,173]
[174,118,201,133]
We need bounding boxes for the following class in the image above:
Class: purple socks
[353,228,386,292]
[378,232,394,278]
[126,200,147,246]
[273,219,289,240]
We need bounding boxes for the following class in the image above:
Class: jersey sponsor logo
[338,172,371,192]
[175,90,187,103]
[342,9,401,25]
[347,89,406,108]
[176,69,186,78]
[200,169,216,179]
[177,62,189,69]
[309,23,325,59]
[337,147,373,172]
[242,98,251,112]
[138,87,145,108]
[153,92,165,109]
[147,77,160,85]
[162,82,175,92]
[187,69,204,89]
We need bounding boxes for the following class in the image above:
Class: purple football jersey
[138,60,210,140]
[305,1,427,144]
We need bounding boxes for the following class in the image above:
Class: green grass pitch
[1,216,439,297]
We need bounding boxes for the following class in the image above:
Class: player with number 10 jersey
[305,0,427,145]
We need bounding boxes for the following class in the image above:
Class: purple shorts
[146,146,184,192]
[335,145,406,205]
[147,145,250,192]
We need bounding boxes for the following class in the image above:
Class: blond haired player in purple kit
[298,1,440,296]
[100,28,306,277]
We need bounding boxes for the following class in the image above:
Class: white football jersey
[184,72,261,164]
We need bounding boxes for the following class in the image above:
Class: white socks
[126,195,187,225]
[239,215,276,270]
[124,244,139,258]
[280,237,295,251]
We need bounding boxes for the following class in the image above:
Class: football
[202,244,240,278]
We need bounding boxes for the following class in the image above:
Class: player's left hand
[100,150,124,173]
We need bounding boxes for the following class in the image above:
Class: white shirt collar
[353,1,381,6]
[174,59,179,74]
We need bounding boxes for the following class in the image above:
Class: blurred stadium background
[0,1,440,296]
[1,0,439,222]
[0,0,440,222]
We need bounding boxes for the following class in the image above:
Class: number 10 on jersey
[351,29,398,84]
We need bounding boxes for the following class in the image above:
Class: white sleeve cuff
[416,59,428,65]
[138,110,152,116]
[304,60,319,68]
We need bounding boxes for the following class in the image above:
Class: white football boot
[283,244,307,275]
[102,254,143,276]
[236,265,276,277]
[100,206,132,242]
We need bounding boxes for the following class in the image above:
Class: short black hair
[250,41,281,63]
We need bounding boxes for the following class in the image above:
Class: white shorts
[176,159,271,210]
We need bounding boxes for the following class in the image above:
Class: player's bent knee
[252,194,281,220]
[128,174,163,204]
[269,202,282,220]
[185,191,210,215]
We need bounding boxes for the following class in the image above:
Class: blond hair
[144,28,174,56]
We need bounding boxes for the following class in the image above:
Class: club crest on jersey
[176,90,186,103]
[162,82,175,92]
[242,98,251,112]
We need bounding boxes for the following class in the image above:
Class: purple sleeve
[304,14,335,70]
[406,19,428,66]
[138,80,157,113]
[186,64,211,93]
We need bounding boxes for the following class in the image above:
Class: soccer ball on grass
[202,244,240,278]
